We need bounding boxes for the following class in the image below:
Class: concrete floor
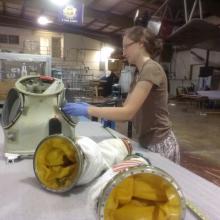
[116,101,220,187]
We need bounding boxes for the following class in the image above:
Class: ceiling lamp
[100,47,114,62]
[50,0,70,6]
[37,16,52,26]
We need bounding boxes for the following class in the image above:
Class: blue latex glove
[62,102,89,117]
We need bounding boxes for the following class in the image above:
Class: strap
[186,199,209,220]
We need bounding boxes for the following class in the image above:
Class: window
[0,34,8,44]
[0,34,19,44]
[8,35,19,44]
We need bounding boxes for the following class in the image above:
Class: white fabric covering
[0,122,220,220]
[77,137,129,185]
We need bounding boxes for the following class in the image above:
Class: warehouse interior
[0,1,220,219]
[1,0,220,180]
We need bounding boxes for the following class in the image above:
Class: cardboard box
[0,79,16,101]
[108,59,123,72]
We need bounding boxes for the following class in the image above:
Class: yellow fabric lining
[34,136,79,190]
[104,174,181,220]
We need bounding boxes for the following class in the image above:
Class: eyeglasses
[122,41,136,50]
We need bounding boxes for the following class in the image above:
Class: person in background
[101,71,120,97]
[63,26,180,163]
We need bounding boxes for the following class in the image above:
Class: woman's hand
[62,102,89,117]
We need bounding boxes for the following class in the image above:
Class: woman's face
[122,36,139,65]
[122,36,143,64]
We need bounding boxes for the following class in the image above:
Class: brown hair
[124,26,163,58]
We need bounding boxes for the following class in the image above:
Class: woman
[63,26,180,163]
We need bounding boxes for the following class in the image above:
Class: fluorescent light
[50,0,70,6]
[169,103,176,106]
[134,9,139,23]
[100,47,114,62]
[147,17,162,35]
[37,16,52,26]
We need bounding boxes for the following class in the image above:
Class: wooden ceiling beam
[108,0,123,11]
[97,23,111,31]
[84,19,97,27]
[126,0,158,11]
[2,0,6,15]
[20,0,27,17]
[86,0,108,7]
[85,7,133,28]
[0,14,121,46]
[2,0,133,29]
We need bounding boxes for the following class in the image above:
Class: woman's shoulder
[139,59,166,86]
[145,59,164,73]
[141,59,165,79]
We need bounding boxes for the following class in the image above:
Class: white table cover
[0,122,220,220]
[197,90,220,100]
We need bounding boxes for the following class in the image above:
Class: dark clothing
[102,73,119,97]
[130,59,171,146]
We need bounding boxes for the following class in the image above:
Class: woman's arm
[88,80,153,121]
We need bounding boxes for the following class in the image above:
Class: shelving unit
[0,52,51,102]
[60,70,95,101]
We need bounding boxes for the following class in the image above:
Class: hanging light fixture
[50,0,70,6]
[37,16,52,26]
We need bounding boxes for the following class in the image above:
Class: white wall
[170,48,220,96]
[0,26,62,53]
[62,33,103,76]
[0,26,110,78]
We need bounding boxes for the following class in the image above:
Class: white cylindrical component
[89,156,148,212]
[77,137,130,185]
[88,156,186,220]
[34,135,83,193]
[2,76,75,158]
[33,136,131,193]
[76,137,108,185]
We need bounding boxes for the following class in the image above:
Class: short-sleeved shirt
[130,59,171,146]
